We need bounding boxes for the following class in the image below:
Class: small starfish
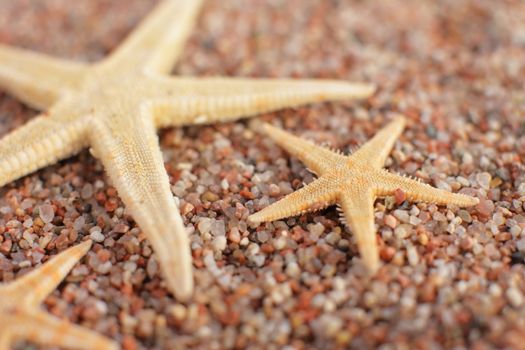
[0,1,374,300]
[0,240,117,350]
[249,116,479,272]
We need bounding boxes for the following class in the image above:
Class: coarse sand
[1,0,525,349]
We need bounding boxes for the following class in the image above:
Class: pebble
[38,204,55,224]
[273,236,287,250]
[477,200,495,217]
[394,188,407,204]
[457,210,472,223]
[73,216,85,231]
[228,228,241,243]
[146,258,158,278]
[460,237,474,251]
[394,224,412,239]
[476,172,492,190]
[285,262,301,278]
[90,230,105,243]
[22,218,33,228]
[432,211,447,222]
[417,233,429,246]
[325,232,341,245]
[506,287,524,308]
[212,236,227,251]
[407,246,419,266]
[393,210,410,223]
[201,191,219,202]
[307,222,325,236]
[380,246,396,261]
[197,218,213,235]
[257,231,270,243]
[268,184,281,197]
[81,184,94,199]
[384,214,397,229]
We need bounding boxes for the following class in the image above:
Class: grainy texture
[249,117,478,273]
[0,0,373,303]
[0,0,525,349]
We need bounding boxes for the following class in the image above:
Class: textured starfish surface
[249,116,479,273]
[0,0,374,300]
[0,240,117,350]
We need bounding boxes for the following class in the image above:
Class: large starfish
[0,240,117,350]
[0,0,374,300]
[249,116,479,272]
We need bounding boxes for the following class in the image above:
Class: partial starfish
[249,116,479,272]
[0,240,117,350]
[0,1,375,300]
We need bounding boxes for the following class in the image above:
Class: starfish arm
[0,333,10,350]
[148,76,375,128]
[0,44,87,109]
[0,115,89,188]
[351,116,406,168]
[375,170,479,207]
[261,123,346,175]
[102,0,203,74]
[248,176,338,223]
[340,190,380,274]
[7,311,117,350]
[4,241,92,306]
[90,115,193,301]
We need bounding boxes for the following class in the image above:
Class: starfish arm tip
[392,113,407,124]
[334,82,376,100]
[363,83,377,96]
[261,122,274,133]
[159,242,195,301]
[466,195,480,206]
[446,192,479,208]
[247,213,264,225]
[260,123,287,140]
[157,252,195,301]
[78,239,93,252]
[166,273,194,302]
[365,259,381,276]
[259,123,295,145]
[357,240,381,275]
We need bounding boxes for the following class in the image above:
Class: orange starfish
[0,240,117,350]
[249,116,479,272]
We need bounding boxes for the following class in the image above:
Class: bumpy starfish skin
[0,240,117,350]
[249,117,479,273]
[0,0,375,300]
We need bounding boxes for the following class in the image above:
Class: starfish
[0,240,117,350]
[248,116,479,272]
[0,1,375,300]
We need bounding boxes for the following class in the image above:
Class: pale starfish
[0,240,117,350]
[0,1,375,300]
[248,116,479,272]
